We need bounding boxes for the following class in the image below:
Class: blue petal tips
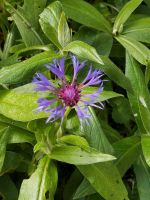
[33,56,104,124]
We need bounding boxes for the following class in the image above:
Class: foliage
[0,0,150,199]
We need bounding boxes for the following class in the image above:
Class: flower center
[58,84,81,106]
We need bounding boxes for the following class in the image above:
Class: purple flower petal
[33,55,105,125]
[81,67,103,88]
[45,58,65,81]
[75,105,90,119]
[46,104,66,124]
[71,55,86,84]
[36,98,57,112]
[32,73,56,92]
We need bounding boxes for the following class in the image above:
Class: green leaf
[81,107,114,153]
[58,135,89,149]
[1,25,16,60]
[10,44,52,55]
[64,40,104,64]
[100,119,122,143]
[83,88,123,101]
[0,127,10,172]
[5,1,45,46]
[94,56,133,93]
[22,0,47,30]
[144,0,150,6]
[0,114,28,130]
[113,0,143,34]
[39,1,63,48]
[141,135,150,167]
[123,17,150,43]
[78,162,129,200]
[73,178,95,199]
[60,0,112,33]
[145,63,150,85]
[92,32,113,56]
[0,121,34,144]
[99,91,123,101]
[0,151,22,175]
[18,156,57,200]
[8,129,34,144]
[0,85,48,122]
[0,175,18,200]
[63,170,83,200]
[126,52,150,134]
[134,156,150,200]
[111,97,132,124]
[58,12,71,47]
[74,28,113,56]
[77,108,128,200]
[113,136,141,176]
[116,35,150,65]
[50,144,115,165]
[0,51,59,85]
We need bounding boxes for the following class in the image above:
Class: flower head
[33,56,104,124]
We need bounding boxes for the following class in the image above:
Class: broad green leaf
[64,169,83,199]
[58,12,71,47]
[78,162,129,200]
[0,51,59,85]
[73,178,95,199]
[141,135,150,166]
[0,114,28,130]
[0,121,34,144]
[95,56,133,93]
[116,35,150,65]
[113,0,143,34]
[0,151,22,175]
[77,108,128,200]
[99,91,123,101]
[0,175,18,200]
[18,156,57,200]
[39,1,63,48]
[0,85,48,122]
[126,52,150,134]
[111,97,132,124]
[81,107,114,154]
[27,119,60,154]
[123,17,150,43]
[100,119,122,143]
[64,40,104,64]
[10,44,52,55]
[74,28,113,56]
[60,0,112,33]
[58,135,89,149]
[0,127,10,171]
[22,0,47,30]
[83,88,123,101]
[134,156,150,200]
[8,128,34,144]
[63,169,83,200]
[5,1,45,46]
[49,145,115,165]
[0,53,19,68]
[113,136,141,176]
[92,32,113,56]
[87,194,104,200]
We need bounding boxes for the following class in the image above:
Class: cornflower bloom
[33,56,104,124]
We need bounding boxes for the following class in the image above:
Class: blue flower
[33,56,104,124]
